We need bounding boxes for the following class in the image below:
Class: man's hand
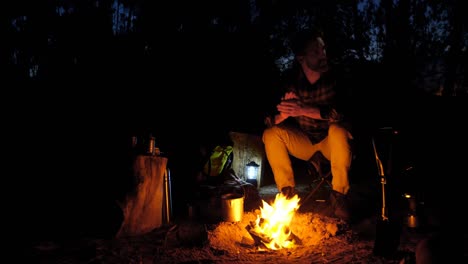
[274,91,302,121]
[281,92,299,100]
[277,99,303,117]
[277,90,323,120]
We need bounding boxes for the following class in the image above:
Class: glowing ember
[252,193,300,250]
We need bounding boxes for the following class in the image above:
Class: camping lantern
[245,161,260,185]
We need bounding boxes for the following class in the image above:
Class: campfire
[246,193,301,250]
[207,192,342,262]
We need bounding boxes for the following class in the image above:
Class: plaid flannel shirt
[285,69,345,144]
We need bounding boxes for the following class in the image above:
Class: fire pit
[246,193,302,250]
[207,193,345,262]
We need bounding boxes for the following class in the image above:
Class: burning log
[245,219,301,250]
[240,235,256,248]
[246,221,273,246]
[243,193,301,250]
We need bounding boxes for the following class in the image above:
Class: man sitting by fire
[262,27,353,221]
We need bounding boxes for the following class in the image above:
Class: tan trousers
[262,123,353,195]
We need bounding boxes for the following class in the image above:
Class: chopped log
[229,131,266,188]
[116,155,168,237]
[245,220,301,248]
[240,235,256,248]
[246,223,272,246]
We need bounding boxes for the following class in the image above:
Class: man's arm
[276,99,328,121]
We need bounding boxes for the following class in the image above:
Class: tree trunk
[116,155,168,237]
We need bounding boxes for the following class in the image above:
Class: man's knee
[328,123,346,134]
[329,123,353,140]
[262,126,280,143]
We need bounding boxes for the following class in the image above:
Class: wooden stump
[229,131,266,188]
[116,155,168,237]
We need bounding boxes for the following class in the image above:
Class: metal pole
[164,168,172,223]
[372,137,388,221]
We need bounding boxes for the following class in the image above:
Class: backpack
[202,145,234,178]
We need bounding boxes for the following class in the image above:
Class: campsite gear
[163,168,172,224]
[300,172,331,206]
[147,135,155,155]
[218,173,248,222]
[202,145,234,177]
[372,136,401,257]
[299,153,332,206]
[221,192,244,222]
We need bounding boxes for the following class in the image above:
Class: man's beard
[307,59,329,73]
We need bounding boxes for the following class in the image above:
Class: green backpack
[202,145,234,177]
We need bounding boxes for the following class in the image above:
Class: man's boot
[330,190,351,222]
[281,186,297,199]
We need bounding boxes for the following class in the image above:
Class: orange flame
[253,193,300,250]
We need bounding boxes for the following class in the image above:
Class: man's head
[291,28,329,73]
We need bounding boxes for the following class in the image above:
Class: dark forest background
[5,0,467,242]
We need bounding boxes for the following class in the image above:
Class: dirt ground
[30,215,429,264]
[28,182,439,264]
